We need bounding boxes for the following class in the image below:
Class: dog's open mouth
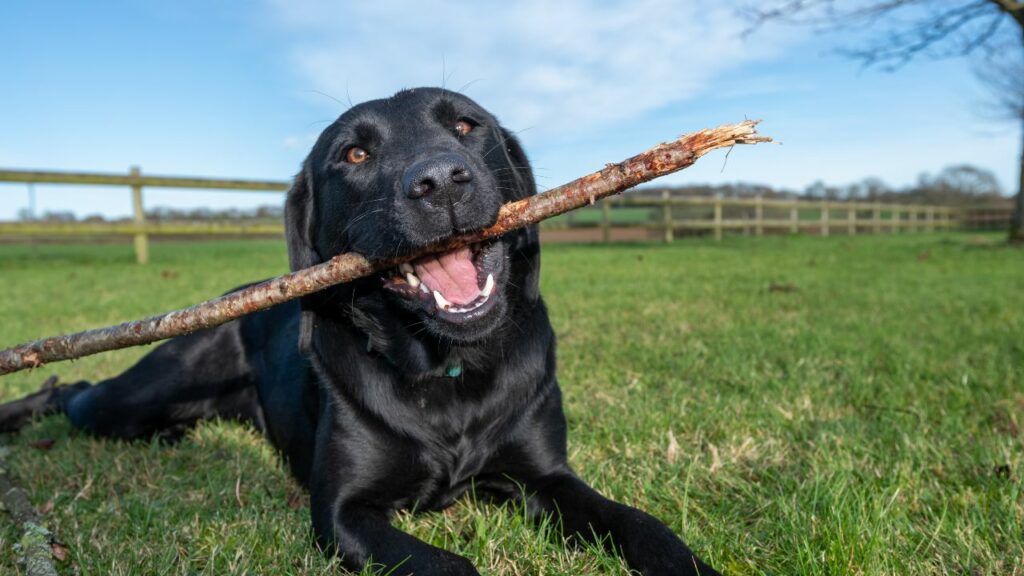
[383,241,504,322]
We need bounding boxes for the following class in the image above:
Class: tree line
[19,163,1012,224]
[637,164,1011,207]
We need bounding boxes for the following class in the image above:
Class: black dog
[0,88,719,576]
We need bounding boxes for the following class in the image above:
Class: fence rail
[0,169,289,191]
[2,168,288,263]
[0,168,1006,264]
[592,194,960,242]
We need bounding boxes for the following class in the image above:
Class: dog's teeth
[400,262,414,275]
[405,273,420,288]
[481,274,495,298]
[433,290,451,311]
[420,284,430,294]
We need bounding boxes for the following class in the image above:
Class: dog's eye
[453,120,474,137]
[345,147,370,164]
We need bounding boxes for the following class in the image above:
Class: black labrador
[0,88,719,576]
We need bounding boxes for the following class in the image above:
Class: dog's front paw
[617,515,720,576]
[436,553,481,576]
[395,550,480,576]
[632,551,721,576]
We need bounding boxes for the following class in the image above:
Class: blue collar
[367,338,463,378]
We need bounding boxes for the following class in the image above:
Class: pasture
[0,233,1021,575]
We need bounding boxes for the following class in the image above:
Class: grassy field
[0,233,1021,575]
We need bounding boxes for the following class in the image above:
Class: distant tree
[805,180,827,198]
[747,0,1024,243]
[859,177,891,200]
[16,208,34,222]
[910,164,1004,205]
[930,164,1003,197]
[255,205,283,219]
[843,182,863,200]
[41,211,76,223]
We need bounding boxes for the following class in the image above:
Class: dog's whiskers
[339,208,384,238]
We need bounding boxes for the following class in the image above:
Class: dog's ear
[498,128,537,201]
[499,128,543,303]
[284,162,322,353]
[285,162,321,272]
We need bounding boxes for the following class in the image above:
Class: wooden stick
[0,447,61,575]
[0,120,771,376]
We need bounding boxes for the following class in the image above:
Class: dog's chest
[402,376,510,509]
[413,433,490,510]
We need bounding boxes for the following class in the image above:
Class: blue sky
[0,0,1018,220]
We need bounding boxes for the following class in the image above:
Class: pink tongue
[413,246,481,305]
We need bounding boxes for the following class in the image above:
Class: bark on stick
[0,447,61,576]
[0,120,772,376]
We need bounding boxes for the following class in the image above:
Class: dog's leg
[0,377,90,433]
[308,417,480,576]
[0,323,264,441]
[524,472,721,576]
[60,325,263,440]
[309,503,480,576]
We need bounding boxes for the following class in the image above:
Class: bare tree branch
[0,121,773,376]
[975,47,1024,120]
[746,0,1014,68]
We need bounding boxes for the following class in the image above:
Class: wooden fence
[575,193,961,243]
[0,168,288,263]
[0,168,995,264]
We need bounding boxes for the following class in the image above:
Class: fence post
[130,166,149,264]
[872,202,881,234]
[926,206,935,232]
[661,190,673,243]
[601,198,611,243]
[755,194,764,236]
[847,203,856,236]
[892,206,900,233]
[714,193,723,241]
[820,200,829,237]
[790,204,798,234]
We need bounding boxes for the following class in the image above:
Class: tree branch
[989,0,1024,26]
[0,121,772,376]
[746,0,1015,68]
[0,447,61,576]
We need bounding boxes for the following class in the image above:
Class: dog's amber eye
[345,147,369,164]
[454,120,473,137]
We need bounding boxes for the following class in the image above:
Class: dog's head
[286,88,540,346]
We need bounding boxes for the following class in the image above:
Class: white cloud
[283,133,318,150]
[263,0,803,142]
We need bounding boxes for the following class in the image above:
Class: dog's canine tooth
[400,262,414,275]
[406,273,421,288]
[481,274,495,298]
[433,290,452,311]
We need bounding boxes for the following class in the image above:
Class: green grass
[0,233,1022,575]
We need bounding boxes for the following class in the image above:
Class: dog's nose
[403,154,473,201]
